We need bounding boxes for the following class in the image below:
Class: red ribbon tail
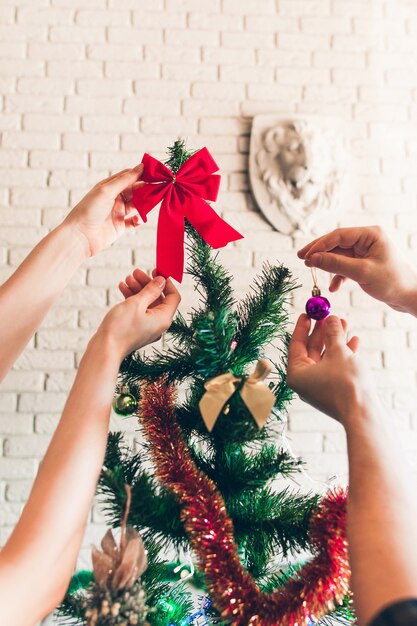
[156,197,185,283]
[185,197,243,249]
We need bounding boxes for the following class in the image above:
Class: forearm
[0,334,121,624]
[0,222,87,380]
[345,399,417,625]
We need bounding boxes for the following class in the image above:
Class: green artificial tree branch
[185,223,235,312]
[233,263,297,368]
[164,139,196,174]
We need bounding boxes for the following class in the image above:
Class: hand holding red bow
[132,147,244,282]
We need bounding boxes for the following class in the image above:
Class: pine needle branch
[192,443,302,495]
[234,263,297,366]
[164,138,196,174]
[119,349,197,386]
[168,311,194,346]
[230,488,320,575]
[185,223,235,312]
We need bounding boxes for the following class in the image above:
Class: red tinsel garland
[140,381,351,626]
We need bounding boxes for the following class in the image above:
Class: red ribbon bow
[132,147,244,282]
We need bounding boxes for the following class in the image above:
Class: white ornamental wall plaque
[249,115,346,236]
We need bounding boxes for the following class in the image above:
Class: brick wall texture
[1,1,417,614]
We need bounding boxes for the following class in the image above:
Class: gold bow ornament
[199,358,275,432]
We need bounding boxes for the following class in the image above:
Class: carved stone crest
[249,115,346,236]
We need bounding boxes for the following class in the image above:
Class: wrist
[58,218,91,262]
[394,281,417,317]
[341,390,385,435]
[87,329,126,365]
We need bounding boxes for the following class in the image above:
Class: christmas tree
[59,142,353,626]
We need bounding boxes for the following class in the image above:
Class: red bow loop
[176,147,219,180]
[141,153,172,183]
[132,147,243,282]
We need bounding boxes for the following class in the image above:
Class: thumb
[132,275,166,308]
[323,316,346,351]
[306,252,365,283]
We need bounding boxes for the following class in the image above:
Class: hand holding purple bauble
[305,286,331,321]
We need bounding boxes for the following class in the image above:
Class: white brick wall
[1,1,417,620]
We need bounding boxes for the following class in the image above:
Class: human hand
[64,165,144,257]
[96,268,181,360]
[286,314,373,426]
[298,226,417,313]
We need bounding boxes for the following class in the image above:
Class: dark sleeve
[369,600,417,626]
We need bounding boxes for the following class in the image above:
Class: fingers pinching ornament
[305,268,331,321]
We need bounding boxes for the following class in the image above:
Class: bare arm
[0,271,180,626]
[287,315,417,625]
[0,165,143,381]
[0,224,86,380]
[298,226,417,316]
[0,335,119,625]
[346,399,417,624]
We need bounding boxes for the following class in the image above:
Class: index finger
[297,227,367,259]
[288,314,311,364]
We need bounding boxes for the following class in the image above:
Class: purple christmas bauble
[305,295,331,321]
